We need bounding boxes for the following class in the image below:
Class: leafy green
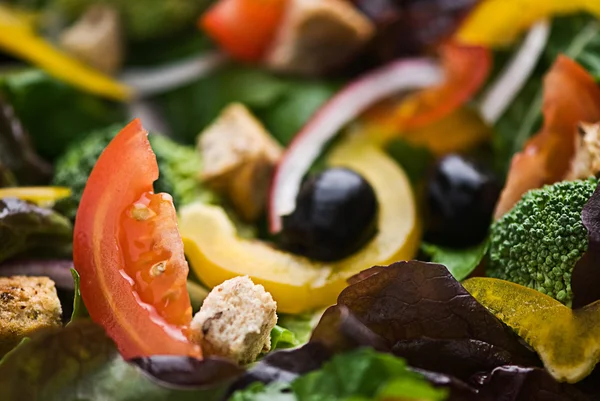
[493,15,600,174]
[0,69,126,160]
[270,326,300,351]
[0,320,241,401]
[158,64,338,145]
[421,240,489,281]
[68,269,88,323]
[232,348,447,401]
[0,94,51,185]
[385,139,435,185]
[278,311,324,346]
[0,198,72,264]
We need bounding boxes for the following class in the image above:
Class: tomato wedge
[200,0,287,62]
[73,119,200,359]
[364,42,491,131]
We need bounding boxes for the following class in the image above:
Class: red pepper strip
[494,56,600,218]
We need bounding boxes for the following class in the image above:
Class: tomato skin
[200,0,287,61]
[73,119,200,359]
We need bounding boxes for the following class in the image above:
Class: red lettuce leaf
[572,182,600,308]
[311,261,540,380]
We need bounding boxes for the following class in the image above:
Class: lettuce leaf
[0,320,242,401]
[231,348,447,401]
[421,240,489,281]
[270,326,300,351]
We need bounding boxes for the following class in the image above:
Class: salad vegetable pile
[3,0,600,400]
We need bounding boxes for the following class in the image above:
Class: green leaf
[0,69,126,160]
[0,198,72,264]
[231,348,447,401]
[68,269,88,323]
[385,139,435,185]
[158,64,337,145]
[277,311,324,346]
[421,240,489,281]
[270,325,300,351]
[0,321,236,401]
[493,15,600,174]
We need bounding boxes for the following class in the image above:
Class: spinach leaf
[0,69,126,160]
[494,15,600,174]
[0,198,72,264]
[158,64,337,145]
[421,240,489,281]
[232,348,447,401]
[0,321,242,401]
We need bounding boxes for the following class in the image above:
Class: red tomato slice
[365,42,491,131]
[200,0,287,62]
[73,119,200,359]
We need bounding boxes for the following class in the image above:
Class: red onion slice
[479,21,550,124]
[269,58,443,233]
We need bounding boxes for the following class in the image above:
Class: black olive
[279,167,378,262]
[424,154,501,247]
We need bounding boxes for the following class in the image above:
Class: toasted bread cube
[190,276,277,364]
[198,103,282,221]
[0,276,62,355]
[566,123,600,180]
[265,0,374,76]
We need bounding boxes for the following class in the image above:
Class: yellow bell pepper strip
[359,106,491,156]
[180,136,421,314]
[0,5,131,101]
[456,0,600,47]
[463,277,600,383]
[0,186,72,206]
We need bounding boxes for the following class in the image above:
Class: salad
[2,0,600,399]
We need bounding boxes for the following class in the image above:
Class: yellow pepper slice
[0,186,72,206]
[359,107,491,156]
[180,136,421,314]
[456,0,600,47]
[0,5,131,101]
[463,277,600,383]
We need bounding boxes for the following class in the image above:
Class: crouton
[265,0,375,76]
[0,276,62,355]
[59,5,124,74]
[566,123,600,180]
[198,104,283,221]
[190,276,277,364]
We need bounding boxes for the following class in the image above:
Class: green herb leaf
[68,269,88,323]
[421,240,489,281]
[0,320,239,401]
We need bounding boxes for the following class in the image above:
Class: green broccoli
[488,177,598,306]
[52,0,211,42]
[52,124,216,219]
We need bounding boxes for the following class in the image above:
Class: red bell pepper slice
[73,119,201,359]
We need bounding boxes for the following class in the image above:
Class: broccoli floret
[52,124,215,219]
[488,178,598,306]
[52,0,211,41]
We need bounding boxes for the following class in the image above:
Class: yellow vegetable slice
[456,0,600,46]
[0,5,131,101]
[463,277,600,383]
[0,187,71,206]
[180,136,421,313]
